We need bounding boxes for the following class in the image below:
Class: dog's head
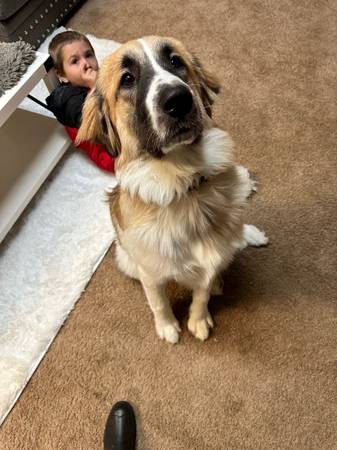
[76,36,220,161]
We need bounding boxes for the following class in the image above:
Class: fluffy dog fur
[76,36,268,343]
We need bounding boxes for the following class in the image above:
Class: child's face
[59,40,99,88]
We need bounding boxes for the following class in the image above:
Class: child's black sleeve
[46,85,88,129]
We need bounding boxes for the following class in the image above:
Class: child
[46,30,115,173]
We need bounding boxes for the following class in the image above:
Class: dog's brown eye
[121,72,135,88]
[170,55,183,69]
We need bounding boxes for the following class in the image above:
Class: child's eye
[71,58,78,65]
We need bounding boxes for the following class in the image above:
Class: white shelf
[0,52,50,127]
[0,109,70,242]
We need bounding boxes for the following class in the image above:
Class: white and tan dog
[76,36,268,343]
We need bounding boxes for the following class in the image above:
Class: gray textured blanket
[0,41,36,97]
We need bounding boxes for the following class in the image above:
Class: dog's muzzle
[157,84,202,147]
[140,78,203,156]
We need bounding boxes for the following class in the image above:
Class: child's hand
[84,68,98,90]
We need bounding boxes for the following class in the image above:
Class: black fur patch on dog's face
[134,59,163,157]
[117,52,163,157]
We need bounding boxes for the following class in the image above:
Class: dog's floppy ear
[192,56,220,118]
[75,90,121,157]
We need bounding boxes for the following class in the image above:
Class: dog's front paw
[155,320,181,344]
[188,314,214,341]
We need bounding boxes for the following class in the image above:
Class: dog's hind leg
[115,243,140,280]
[139,273,181,344]
[188,287,214,341]
[236,165,257,200]
[239,224,269,250]
[211,276,223,295]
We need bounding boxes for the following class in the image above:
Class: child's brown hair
[48,31,95,76]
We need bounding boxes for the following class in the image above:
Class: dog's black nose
[161,85,193,118]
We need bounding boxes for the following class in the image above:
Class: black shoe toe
[103,401,136,450]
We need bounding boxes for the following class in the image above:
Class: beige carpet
[1,1,336,449]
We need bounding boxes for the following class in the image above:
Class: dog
[76,36,268,344]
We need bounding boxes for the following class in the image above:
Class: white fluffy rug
[0,29,120,425]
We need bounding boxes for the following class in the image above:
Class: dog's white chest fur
[117,127,234,206]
